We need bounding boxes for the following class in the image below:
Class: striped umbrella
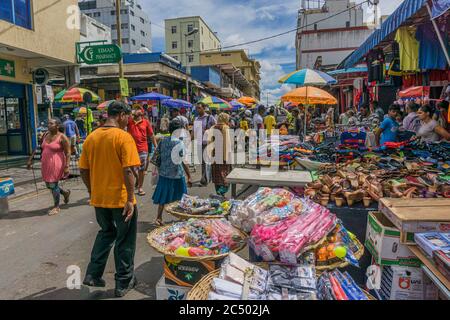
[199,96,232,110]
[278,68,337,86]
[54,87,100,103]
[230,100,245,111]
[97,100,116,110]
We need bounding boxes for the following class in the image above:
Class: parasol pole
[304,86,308,142]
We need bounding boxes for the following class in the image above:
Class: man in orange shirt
[79,101,141,298]
[128,107,157,196]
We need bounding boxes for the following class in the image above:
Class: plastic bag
[151,167,159,188]
[205,163,212,183]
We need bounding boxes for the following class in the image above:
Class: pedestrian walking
[79,101,141,298]
[264,108,276,135]
[27,118,71,216]
[152,119,192,226]
[208,113,233,196]
[63,114,80,155]
[127,107,157,196]
[194,102,216,186]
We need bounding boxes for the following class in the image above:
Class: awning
[343,0,427,69]
[328,67,368,75]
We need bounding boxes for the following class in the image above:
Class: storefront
[0,80,34,156]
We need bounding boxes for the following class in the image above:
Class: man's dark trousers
[86,206,138,288]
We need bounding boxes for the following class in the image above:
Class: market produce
[151,218,245,257]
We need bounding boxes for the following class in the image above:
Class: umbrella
[73,107,87,114]
[97,100,116,110]
[278,68,337,86]
[162,99,193,109]
[130,92,172,101]
[281,86,338,105]
[237,96,257,106]
[199,96,232,110]
[230,100,245,111]
[54,87,100,103]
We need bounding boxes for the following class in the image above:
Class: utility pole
[115,0,125,97]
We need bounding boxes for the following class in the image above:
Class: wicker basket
[315,237,365,271]
[165,202,228,220]
[187,269,376,301]
[147,224,247,262]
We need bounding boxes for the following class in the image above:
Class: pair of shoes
[115,276,137,298]
[83,274,106,287]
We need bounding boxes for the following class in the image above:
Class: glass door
[0,98,7,156]
[5,97,26,154]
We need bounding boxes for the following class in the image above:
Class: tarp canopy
[398,86,430,98]
[343,0,427,69]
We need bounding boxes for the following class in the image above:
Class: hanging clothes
[416,22,448,70]
[395,27,419,72]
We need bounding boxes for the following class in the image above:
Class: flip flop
[137,190,146,196]
[48,207,60,216]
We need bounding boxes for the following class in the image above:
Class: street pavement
[0,167,244,300]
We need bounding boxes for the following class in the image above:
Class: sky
[139,0,404,104]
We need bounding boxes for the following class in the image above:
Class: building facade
[0,0,80,157]
[296,0,373,71]
[80,13,112,43]
[79,0,151,53]
[198,50,261,99]
[165,16,221,67]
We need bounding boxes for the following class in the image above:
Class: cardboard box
[0,178,14,198]
[365,212,421,267]
[380,265,438,300]
[155,275,190,300]
[164,256,218,287]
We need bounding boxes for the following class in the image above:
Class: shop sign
[33,68,49,85]
[77,44,122,65]
[120,78,129,97]
[0,59,15,78]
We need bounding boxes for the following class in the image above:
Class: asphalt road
[0,168,222,300]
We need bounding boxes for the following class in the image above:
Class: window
[188,40,194,48]
[130,10,135,16]
[131,24,136,31]
[141,44,146,47]
[121,23,128,29]
[93,12,101,17]
[120,9,128,14]
[111,24,117,30]
[79,1,97,10]
[0,0,32,29]
[112,39,118,45]
[140,30,145,37]
[173,56,178,61]
[171,26,177,34]
[111,10,116,15]
[140,17,145,24]
[172,41,178,49]
[202,43,204,50]
[314,24,318,31]
[201,26,204,35]
[86,13,92,17]
[188,55,194,63]
[187,24,194,33]
[122,38,129,44]
[346,21,350,28]
[132,39,136,46]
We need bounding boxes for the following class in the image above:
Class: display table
[408,245,450,299]
[226,168,313,198]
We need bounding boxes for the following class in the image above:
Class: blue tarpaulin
[343,0,427,69]
[431,0,450,19]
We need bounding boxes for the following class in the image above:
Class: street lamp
[184,28,199,103]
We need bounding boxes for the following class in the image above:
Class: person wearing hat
[79,101,141,298]
[127,107,157,196]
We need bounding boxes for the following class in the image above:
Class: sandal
[48,207,60,216]
[154,219,164,226]
[137,190,146,196]
[63,190,71,204]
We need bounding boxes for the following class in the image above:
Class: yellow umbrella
[281,86,337,105]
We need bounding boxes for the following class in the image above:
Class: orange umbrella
[281,86,337,105]
[237,96,257,106]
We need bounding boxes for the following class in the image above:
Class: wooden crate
[378,198,450,244]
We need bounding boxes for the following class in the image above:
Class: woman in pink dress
[28,118,71,216]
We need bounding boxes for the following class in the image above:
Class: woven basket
[165,202,228,220]
[187,269,376,300]
[315,237,364,272]
[147,224,247,262]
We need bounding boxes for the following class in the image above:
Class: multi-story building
[79,0,151,53]
[296,0,373,71]
[0,0,80,157]
[164,16,221,67]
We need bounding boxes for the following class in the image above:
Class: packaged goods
[414,232,450,258]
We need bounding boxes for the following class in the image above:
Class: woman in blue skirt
[152,119,192,226]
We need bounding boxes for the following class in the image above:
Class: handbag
[150,142,161,168]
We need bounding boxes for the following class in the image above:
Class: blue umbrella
[278,68,337,86]
[130,92,172,101]
[162,99,193,109]
[230,100,245,111]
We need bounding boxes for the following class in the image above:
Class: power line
[164,0,370,56]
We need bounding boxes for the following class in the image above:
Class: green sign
[78,44,122,65]
[120,78,129,97]
[0,59,15,78]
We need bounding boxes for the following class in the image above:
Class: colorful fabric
[152,176,187,205]
[395,27,419,71]
[157,136,185,179]
[79,128,141,208]
[416,22,448,70]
